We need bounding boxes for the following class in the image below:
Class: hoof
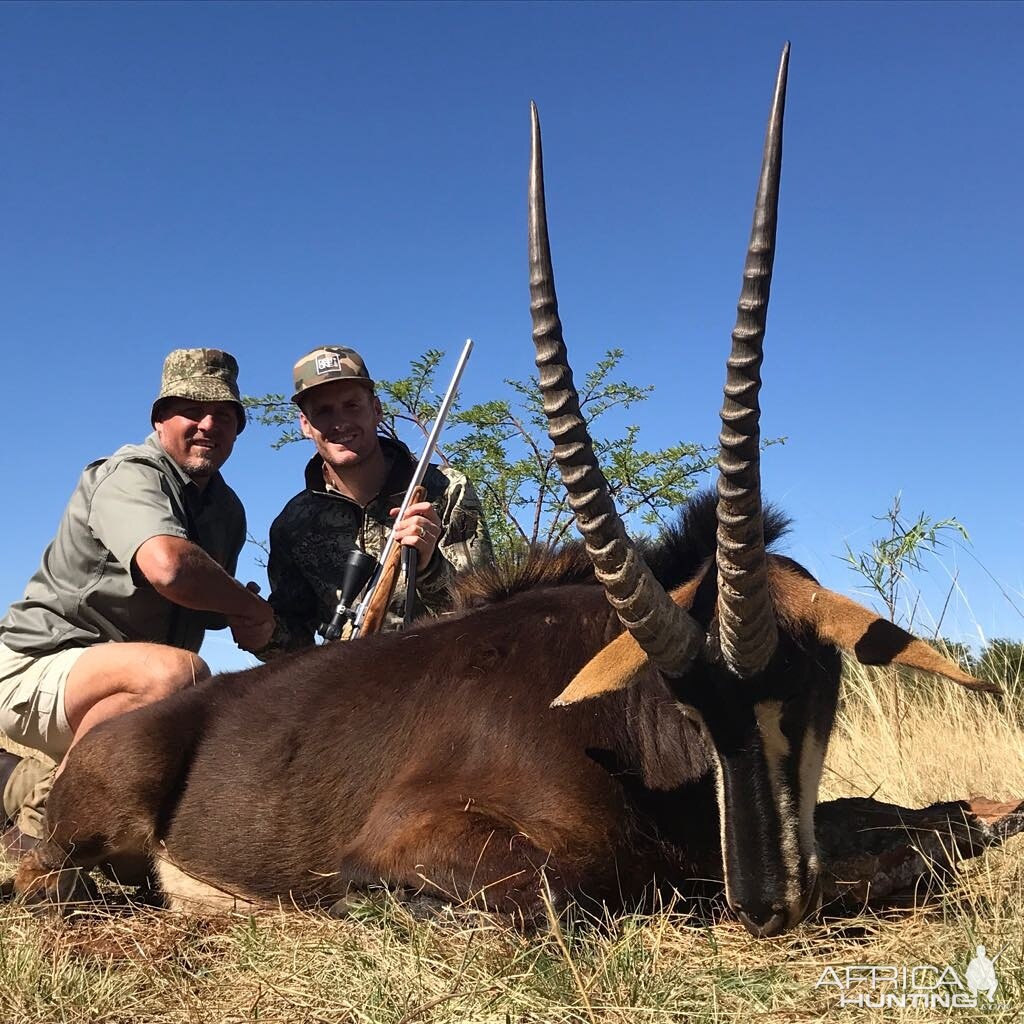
[15,847,99,914]
[326,895,360,919]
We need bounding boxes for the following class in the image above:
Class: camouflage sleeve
[415,471,492,612]
[254,515,320,662]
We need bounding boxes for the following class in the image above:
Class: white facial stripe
[710,745,729,903]
[684,709,731,903]
[756,699,790,760]
[754,700,801,912]
[798,728,826,875]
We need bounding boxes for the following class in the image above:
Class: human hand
[229,590,276,651]
[390,500,443,570]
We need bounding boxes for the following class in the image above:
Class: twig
[396,990,469,1024]
[932,571,959,639]
[539,872,597,1024]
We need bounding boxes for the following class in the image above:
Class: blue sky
[2,2,1021,673]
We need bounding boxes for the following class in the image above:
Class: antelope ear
[551,579,702,707]
[769,565,1000,694]
[551,632,647,706]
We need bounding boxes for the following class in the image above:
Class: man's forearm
[135,536,259,617]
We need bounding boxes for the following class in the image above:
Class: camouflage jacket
[257,437,491,658]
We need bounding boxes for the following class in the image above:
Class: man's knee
[135,648,210,703]
[65,643,210,725]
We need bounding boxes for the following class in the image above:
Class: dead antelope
[12,45,991,937]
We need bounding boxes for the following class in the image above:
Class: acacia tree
[842,492,968,629]
[243,347,739,561]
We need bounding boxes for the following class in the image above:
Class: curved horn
[528,102,703,677]
[716,44,789,678]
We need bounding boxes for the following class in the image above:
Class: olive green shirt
[0,433,246,656]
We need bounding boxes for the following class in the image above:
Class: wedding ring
[418,525,426,539]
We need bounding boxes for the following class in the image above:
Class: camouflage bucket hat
[291,346,374,405]
[151,348,246,433]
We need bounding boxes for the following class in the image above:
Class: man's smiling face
[154,398,240,483]
[298,379,382,473]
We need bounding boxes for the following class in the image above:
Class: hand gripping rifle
[320,339,474,642]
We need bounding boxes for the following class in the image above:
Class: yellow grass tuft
[823,659,1024,805]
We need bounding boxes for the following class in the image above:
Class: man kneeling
[0,349,275,853]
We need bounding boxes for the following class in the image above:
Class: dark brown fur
[22,571,722,918]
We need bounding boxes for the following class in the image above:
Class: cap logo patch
[316,353,342,374]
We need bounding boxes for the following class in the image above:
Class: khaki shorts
[0,642,85,763]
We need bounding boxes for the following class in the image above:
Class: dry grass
[1,660,1021,1023]
[822,662,1024,806]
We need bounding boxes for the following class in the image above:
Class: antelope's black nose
[734,902,788,938]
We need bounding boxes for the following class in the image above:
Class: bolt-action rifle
[320,339,474,641]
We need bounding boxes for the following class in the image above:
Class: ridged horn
[529,101,703,677]
[715,43,789,678]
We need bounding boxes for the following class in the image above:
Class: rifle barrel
[350,339,474,637]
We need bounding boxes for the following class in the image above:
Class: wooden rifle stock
[338,340,473,641]
[358,485,425,636]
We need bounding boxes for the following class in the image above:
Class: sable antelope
[12,46,990,937]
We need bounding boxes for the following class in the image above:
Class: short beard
[180,453,219,480]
